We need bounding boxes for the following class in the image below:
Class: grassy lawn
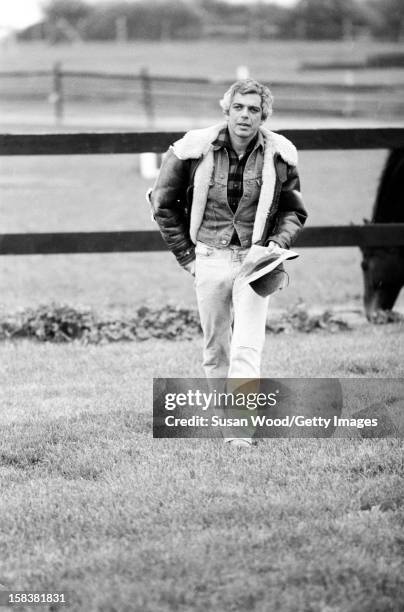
[1,326,403,611]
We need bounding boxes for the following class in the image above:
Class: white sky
[0,0,42,30]
[0,0,299,30]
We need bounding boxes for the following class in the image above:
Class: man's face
[227,92,264,140]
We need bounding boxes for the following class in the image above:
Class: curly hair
[219,79,274,121]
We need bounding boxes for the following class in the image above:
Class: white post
[236,65,250,80]
[140,153,160,179]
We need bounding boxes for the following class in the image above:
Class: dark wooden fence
[1,127,404,255]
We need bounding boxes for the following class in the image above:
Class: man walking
[148,79,307,446]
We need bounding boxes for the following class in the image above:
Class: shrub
[0,302,362,343]
[0,304,201,344]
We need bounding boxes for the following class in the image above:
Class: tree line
[19,0,404,43]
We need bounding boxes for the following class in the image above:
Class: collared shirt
[212,127,264,214]
[212,127,264,244]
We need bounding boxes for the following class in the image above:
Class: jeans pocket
[195,242,214,257]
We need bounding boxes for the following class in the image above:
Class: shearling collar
[172,122,298,167]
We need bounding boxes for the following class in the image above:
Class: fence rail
[1,226,404,256]
[1,128,404,156]
[1,127,404,255]
[2,69,400,92]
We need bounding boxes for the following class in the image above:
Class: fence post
[50,61,64,124]
[140,67,154,128]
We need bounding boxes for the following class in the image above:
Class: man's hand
[266,241,280,253]
[183,261,196,277]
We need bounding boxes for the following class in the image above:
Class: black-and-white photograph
[0,0,403,610]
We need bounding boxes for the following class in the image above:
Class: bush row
[0,304,201,343]
[0,303,361,344]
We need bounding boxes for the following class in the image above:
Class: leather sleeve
[149,149,196,266]
[267,165,308,249]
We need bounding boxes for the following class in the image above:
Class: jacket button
[221,239,227,245]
